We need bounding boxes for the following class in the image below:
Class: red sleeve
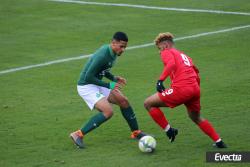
[159,50,176,81]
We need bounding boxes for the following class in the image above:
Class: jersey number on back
[180,53,191,66]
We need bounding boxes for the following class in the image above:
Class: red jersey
[159,48,200,87]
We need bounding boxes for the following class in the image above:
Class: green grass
[0,0,250,167]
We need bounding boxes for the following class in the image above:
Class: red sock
[198,120,220,142]
[148,107,169,129]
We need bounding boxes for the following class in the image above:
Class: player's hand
[156,80,165,93]
[115,76,127,86]
[109,81,122,90]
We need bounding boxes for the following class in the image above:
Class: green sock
[81,112,108,135]
[120,106,139,132]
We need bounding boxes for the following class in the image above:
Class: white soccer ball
[138,136,156,153]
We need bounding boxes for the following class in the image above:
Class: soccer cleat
[70,130,84,148]
[130,130,147,140]
[166,127,178,143]
[214,140,227,148]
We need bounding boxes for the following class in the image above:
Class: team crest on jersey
[96,93,101,98]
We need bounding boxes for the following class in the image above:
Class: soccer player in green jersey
[70,32,146,148]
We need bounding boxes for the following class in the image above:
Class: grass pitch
[0,0,250,166]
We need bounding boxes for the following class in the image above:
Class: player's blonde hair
[154,32,174,45]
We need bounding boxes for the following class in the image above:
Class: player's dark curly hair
[113,32,128,42]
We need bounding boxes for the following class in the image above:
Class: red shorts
[158,85,201,113]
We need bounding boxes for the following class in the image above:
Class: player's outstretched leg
[70,98,113,148]
[188,111,227,148]
[198,119,227,148]
[70,112,110,148]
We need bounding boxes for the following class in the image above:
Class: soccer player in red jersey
[144,32,226,148]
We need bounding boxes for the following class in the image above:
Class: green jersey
[78,44,117,88]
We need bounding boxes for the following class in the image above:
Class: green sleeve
[104,71,117,82]
[85,57,110,88]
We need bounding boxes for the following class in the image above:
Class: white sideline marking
[1,24,250,75]
[49,0,250,16]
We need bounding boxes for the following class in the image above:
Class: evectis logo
[206,152,250,163]
[214,153,241,162]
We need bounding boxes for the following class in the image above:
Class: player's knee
[191,117,199,124]
[144,99,151,111]
[102,110,114,118]
[194,117,204,124]
[118,97,129,108]
[188,112,201,124]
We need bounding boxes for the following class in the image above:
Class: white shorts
[77,84,111,110]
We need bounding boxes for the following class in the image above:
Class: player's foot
[130,130,147,140]
[166,127,178,143]
[213,140,227,148]
[70,130,84,148]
